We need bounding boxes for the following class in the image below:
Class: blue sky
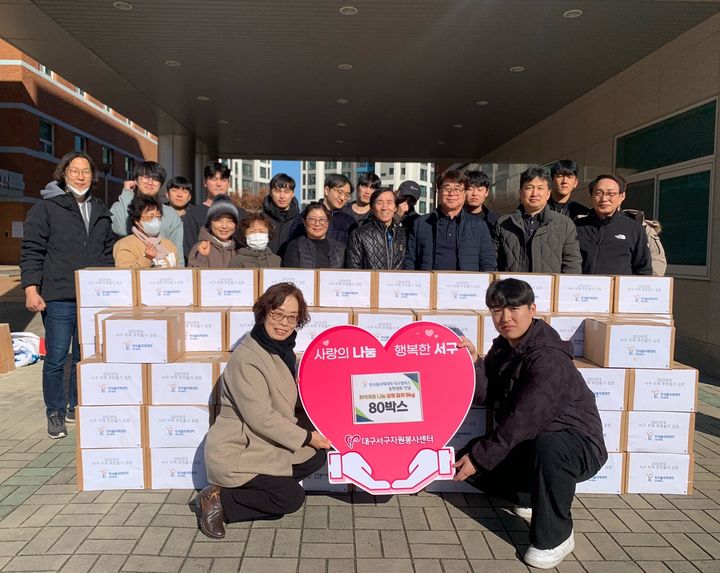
[272,160,302,202]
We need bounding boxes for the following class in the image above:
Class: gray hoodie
[40,181,65,199]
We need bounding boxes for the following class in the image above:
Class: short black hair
[369,187,397,209]
[127,194,163,223]
[465,170,490,189]
[588,173,626,195]
[269,173,296,191]
[519,166,552,189]
[166,176,192,193]
[133,161,167,185]
[436,169,466,190]
[357,172,381,190]
[485,279,535,309]
[301,201,331,220]
[550,159,579,179]
[204,161,230,180]
[324,173,353,193]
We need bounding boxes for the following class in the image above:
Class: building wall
[477,13,720,377]
[375,162,435,213]
[0,39,157,264]
[224,159,272,195]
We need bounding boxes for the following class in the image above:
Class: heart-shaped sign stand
[298,321,475,495]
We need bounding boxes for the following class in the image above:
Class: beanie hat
[206,195,239,223]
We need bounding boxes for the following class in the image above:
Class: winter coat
[623,209,666,276]
[188,227,240,268]
[346,217,406,270]
[263,195,301,257]
[468,319,607,473]
[403,209,497,271]
[229,247,281,269]
[282,236,346,269]
[548,198,590,221]
[342,201,373,225]
[21,186,115,301]
[110,188,185,266]
[205,335,315,487]
[327,208,357,245]
[496,206,582,273]
[575,210,652,276]
[468,205,500,248]
[113,234,178,269]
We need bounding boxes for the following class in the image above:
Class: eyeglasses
[330,187,351,198]
[138,175,162,184]
[66,169,92,177]
[592,191,622,199]
[440,186,465,195]
[306,217,329,225]
[268,310,299,325]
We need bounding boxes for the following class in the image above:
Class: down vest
[282,236,345,269]
[346,217,406,270]
[497,206,582,273]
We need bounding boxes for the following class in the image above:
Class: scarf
[250,322,297,376]
[131,225,170,260]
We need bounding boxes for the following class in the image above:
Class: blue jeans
[41,300,79,417]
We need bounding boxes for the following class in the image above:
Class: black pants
[219,449,327,523]
[467,429,602,549]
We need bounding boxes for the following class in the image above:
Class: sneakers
[524,531,575,569]
[513,505,533,520]
[65,409,76,424]
[47,412,67,439]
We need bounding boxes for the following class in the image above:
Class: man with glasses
[403,170,496,271]
[576,174,652,275]
[110,161,185,266]
[496,166,582,273]
[321,173,357,245]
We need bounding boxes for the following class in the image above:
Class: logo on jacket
[614,234,626,240]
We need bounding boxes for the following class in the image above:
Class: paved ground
[0,362,717,573]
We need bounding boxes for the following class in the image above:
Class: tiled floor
[0,362,718,572]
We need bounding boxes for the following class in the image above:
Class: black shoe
[65,409,75,424]
[47,412,67,439]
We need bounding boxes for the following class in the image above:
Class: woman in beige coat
[200,282,331,539]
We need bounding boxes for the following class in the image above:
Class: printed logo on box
[89,456,135,480]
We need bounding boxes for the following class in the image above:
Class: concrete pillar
[158,133,195,197]
[194,138,211,205]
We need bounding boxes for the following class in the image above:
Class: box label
[184,311,223,352]
[632,368,697,412]
[150,363,214,405]
[147,406,210,448]
[80,448,144,491]
[555,276,612,313]
[577,366,626,411]
[434,273,491,311]
[262,269,316,306]
[79,362,144,406]
[138,269,195,307]
[104,319,169,363]
[78,406,142,448]
[77,269,134,307]
[150,447,208,490]
[199,269,254,307]
[318,271,373,308]
[377,272,431,310]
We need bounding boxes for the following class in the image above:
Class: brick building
[0,39,157,264]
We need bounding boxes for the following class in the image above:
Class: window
[401,167,406,177]
[307,161,316,170]
[342,162,353,170]
[74,135,86,152]
[421,168,428,180]
[76,87,85,97]
[124,157,134,180]
[259,166,268,179]
[242,164,252,177]
[243,178,252,190]
[102,146,113,168]
[419,201,427,214]
[39,120,53,155]
[308,174,316,186]
[38,64,52,76]
[389,167,395,176]
[420,184,427,200]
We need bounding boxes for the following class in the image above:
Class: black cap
[397,180,421,201]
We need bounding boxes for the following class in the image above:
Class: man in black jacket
[464,169,499,245]
[22,151,116,439]
[575,174,652,275]
[455,279,607,569]
[263,173,301,257]
[346,188,406,269]
[321,173,357,245]
[548,159,590,220]
[403,170,496,271]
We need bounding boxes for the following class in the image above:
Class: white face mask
[66,183,90,198]
[141,218,162,237]
[246,232,269,251]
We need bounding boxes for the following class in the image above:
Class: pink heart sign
[298,321,475,495]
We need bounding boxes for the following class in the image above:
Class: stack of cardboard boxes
[74,268,695,496]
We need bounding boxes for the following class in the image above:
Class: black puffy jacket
[345,217,406,270]
[281,236,345,269]
[21,191,115,301]
[263,195,301,257]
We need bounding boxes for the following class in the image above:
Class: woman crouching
[200,282,331,538]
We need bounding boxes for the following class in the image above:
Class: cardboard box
[0,324,15,375]
[75,268,134,308]
[196,268,256,307]
[625,453,693,495]
[95,307,167,354]
[610,314,674,326]
[546,314,604,358]
[78,307,104,346]
[317,269,374,308]
[426,408,488,493]
[353,309,416,345]
[168,307,227,353]
[77,358,144,406]
[599,410,626,453]
[375,271,433,310]
[495,273,554,312]
[478,313,496,355]
[146,405,212,448]
[295,308,353,353]
[147,447,208,490]
[575,452,625,495]
[77,405,143,449]
[628,363,698,412]
[137,268,196,307]
[415,311,482,353]
[147,361,216,405]
[103,313,185,364]
[300,462,349,493]
[77,448,144,491]
[614,276,673,314]
[574,359,628,411]
[433,271,493,311]
[80,344,96,360]
[226,307,255,351]
[553,275,614,314]
[583,319,674,369]
[626,411,694,454]
[260,268,316,306]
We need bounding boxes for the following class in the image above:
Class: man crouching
[454,278,607,569]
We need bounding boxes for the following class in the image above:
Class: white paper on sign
[352,372,423,424]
